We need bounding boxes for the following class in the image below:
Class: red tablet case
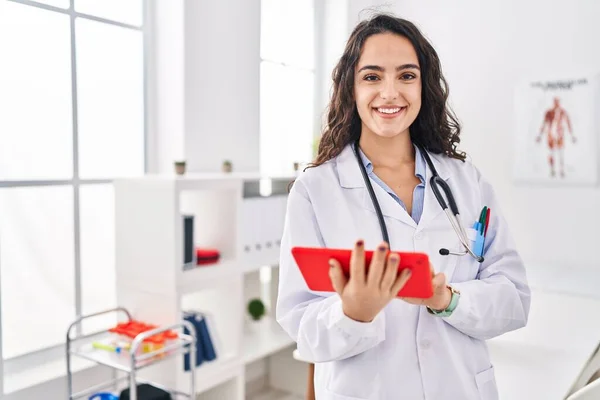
[291,247,433,298]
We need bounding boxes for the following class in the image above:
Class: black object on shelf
[119,383,171,400]
[183,215,195,266]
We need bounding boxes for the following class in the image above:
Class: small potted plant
[222,160,233,173]
[247,298,266,321]
[174,160,186,175]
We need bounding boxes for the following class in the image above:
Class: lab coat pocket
[325,351,380,399]
[475,366,499,400]
[449,228,480,283]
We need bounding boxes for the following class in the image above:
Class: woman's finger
[367,242,388,288]
[380,252,399,292]
[349,239,366,284]
[329,258,347,295]
[390,268,412,297]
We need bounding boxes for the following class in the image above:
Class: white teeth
[377,107,402,114]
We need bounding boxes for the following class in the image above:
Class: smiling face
[354,32,422,140]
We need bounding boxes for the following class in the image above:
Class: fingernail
[356,240,364,247]
[389,255,398,263]
[329,259,335,268]
[378,245,386,252]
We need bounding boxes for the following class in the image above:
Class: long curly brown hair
[310,13,466,168]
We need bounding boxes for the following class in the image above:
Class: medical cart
[66,307,197,400]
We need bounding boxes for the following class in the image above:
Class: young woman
[276,13,530,400]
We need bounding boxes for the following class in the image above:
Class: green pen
[478,206,488,234]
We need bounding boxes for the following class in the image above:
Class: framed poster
[513,75,599,185]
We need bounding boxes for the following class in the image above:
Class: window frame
[0,0,149,392]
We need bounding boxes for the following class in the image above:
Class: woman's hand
[328,240,412,323]
[400,268,451,311]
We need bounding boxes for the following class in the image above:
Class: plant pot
[174,161,186,175]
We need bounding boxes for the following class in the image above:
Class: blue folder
[183,311,217,371]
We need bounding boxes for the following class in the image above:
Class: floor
[247,387,303,400]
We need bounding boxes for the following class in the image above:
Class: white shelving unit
[114,173,305,399]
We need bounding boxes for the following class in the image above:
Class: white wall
[148,0,186,174]
[184,0,261,173]
[148,0,261,174]
[345,0,600,269]
[315,0,350,127]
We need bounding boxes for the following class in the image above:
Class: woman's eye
[364,75,379,81]
[401,73,416,80]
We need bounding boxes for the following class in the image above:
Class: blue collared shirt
[359,145,427,224]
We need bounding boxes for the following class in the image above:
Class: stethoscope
[353,139,484,263]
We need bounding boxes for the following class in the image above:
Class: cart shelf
[70,335,194,373]
[66,307,197,400]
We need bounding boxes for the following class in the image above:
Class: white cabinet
[114,173,304,399]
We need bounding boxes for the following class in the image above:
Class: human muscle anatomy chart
[513,76,598,185]
[535,97,576,178]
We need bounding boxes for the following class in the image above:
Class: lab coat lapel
[336,144,417,228]
[417,151,452,231]
[361,181,417,228]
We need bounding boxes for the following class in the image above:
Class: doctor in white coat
[276,13,530,400]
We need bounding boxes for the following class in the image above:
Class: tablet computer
[291,246,433,298]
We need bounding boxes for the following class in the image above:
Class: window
[260,0,316,176]
[0,0,146,384]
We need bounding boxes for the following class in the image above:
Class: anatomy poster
[513,76,599,185]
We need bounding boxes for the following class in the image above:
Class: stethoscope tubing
[352,139,484,263]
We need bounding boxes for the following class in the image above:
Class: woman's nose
[380,79,399,100]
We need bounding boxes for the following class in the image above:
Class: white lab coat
[276,144,531,400]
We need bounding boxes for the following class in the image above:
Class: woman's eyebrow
[357,63,420,73]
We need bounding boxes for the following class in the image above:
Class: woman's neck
[358,130,414,169]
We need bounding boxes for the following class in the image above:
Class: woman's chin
[371,128,409,139]
[360,121,411,139]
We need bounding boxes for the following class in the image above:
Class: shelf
[243,318,295,365]
[176,175,242,193]
[133,172,295,182]
[180,259,239,293]
[113,173,294,400]
[118,172,295,193]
